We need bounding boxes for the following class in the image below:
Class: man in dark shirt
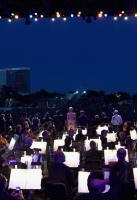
[78,110,88,127]
[0,174,25,200]
[91,148,133,200]
[53,110,65,134]
[48,151,76,194]
[42,112,53,128]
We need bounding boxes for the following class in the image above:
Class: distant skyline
[0,17,137,94]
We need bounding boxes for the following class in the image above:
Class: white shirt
[111,114,123,125]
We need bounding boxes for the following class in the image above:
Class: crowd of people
[0,103,137,200]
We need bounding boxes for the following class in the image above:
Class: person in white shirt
[67,107,76,131]
[111,110,123,132]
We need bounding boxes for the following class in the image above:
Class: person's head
[0,114,5,120]
[87,171,105,193]
[0,174,7,192]
[56,110,60,115]
[69,107,73,112]
[95,115,99,119]
[53,151,65,163]
[68,129,75,137]
[25,137,33,147]
[22,121,29,129]
[89,140,96,149]
[34,114,38,118]
[117,148,126,160]
[6,113,11,120]
[65,136,71,147]
[78,128,82,135]
[80,110,84,115]
[114,110,118,115]
[45,112,50,117]
[16,124,22,133]
[101,112,106,118]
[101,130,108,137]
[119,132,126,140]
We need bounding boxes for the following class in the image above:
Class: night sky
[0,17,137,94]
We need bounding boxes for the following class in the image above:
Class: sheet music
[64,152,80,167]
[54,139,64,151]
[9,169,42,189]
[78,171,110,193]
[30,141,47,154]
[85,139,102,150]
[8,138,16,150]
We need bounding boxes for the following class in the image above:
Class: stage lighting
[25,17,31,25]
[40,14,44,18]
[83,91,86,93]
[63,17,66,21]
[124,16,128,20]
[34,17,38,21]
[98,13,103,17]
[29,15,33,18]
[71,14,74,17]
[104,14,107,17]
[76,91,79,94]
[135,13,137,17]
[0,16,2,19]
[114,16,117,20]
[122,11,124,14]
[15,15,19,19]
[86,16,92,23]
[8,18,12,22]
[52,18,55,21]
[119,13,122,17]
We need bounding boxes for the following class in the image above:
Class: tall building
[0,68,30,95]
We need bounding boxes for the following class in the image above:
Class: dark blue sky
[0,17,137,94]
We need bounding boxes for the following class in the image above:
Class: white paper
[96,126,108,135]
[107,133,116,142]
[104,149,128,165]
[133,168,137,189]
[85,139,102,150]
[30,141,47,154]
[8,138,16,150]
[9,169,42,189]
[64,152,80,167]
[78,171,110,193]
[130,130,137,140]
[54,139,64,151]
[21,155,33,169]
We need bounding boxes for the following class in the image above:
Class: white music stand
[85,139,102,151]
[64,152,80,167]
[9,169,42,189]
[130,130,137,140]
[107,133,116,142]
[133,168,137,189]
[8,138,16,150]
[21,155,33,169]
[54,139,64,151]
[96,126,108,135]
[78,171,110,193]
[104,149,129,165]
[30,141,47,154]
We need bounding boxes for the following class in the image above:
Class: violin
[0,135,8,148]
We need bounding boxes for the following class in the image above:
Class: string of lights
[2,11,137,24]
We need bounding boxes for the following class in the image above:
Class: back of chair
[85,159,102,170]
[45,182,68,200]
